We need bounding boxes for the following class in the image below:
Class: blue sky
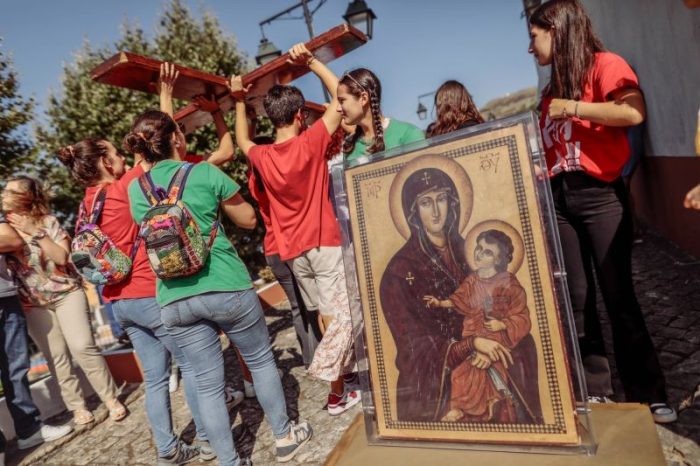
[1,0,538,131]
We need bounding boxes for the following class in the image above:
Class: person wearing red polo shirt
[247,135,322,375]
[230,43,359,416]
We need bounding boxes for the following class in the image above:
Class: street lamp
[416,92,435,120]
[343,0,377,39]
[416,102,428,120]
[255,31,282,66]
[257,0,377,101]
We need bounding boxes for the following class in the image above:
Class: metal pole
[301,0,316,39]
[301,0,331,103]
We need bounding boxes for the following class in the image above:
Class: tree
[0,38,34,180]
[37,0,269,269]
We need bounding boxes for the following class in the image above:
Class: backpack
[71,189,135,285]
[137,163,218,279]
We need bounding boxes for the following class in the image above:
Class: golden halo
[388,154,473,240]
[464,220,525,274]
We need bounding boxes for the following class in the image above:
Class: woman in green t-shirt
[124,110,312,466]
[336,68,425,161]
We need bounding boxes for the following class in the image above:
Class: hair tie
[137,132,147,142]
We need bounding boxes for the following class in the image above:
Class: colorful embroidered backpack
[137,163,218,279]
[71,189,135,285]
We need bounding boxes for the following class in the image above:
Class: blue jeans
[112,297,207,456]
[162,289,290,466]
[0,295,41,439]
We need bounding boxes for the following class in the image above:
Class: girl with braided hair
[337,68,424,161]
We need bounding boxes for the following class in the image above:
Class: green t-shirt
[346,118,425,161]
[128,160,252,306]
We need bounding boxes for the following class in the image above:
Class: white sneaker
[17,423,73,450]
[275,420,312,462]
[327,389,362,416]
[650,403,678,424]
[243,379,256,399]
[587,395,614,404]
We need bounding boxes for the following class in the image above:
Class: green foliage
[0,38,34,180]
[33,0,270,270]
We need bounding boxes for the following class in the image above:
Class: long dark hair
[123,110,178,163]
[530,0,604,100]
[340,68,385,155]
[56,138,109,187]
[427,80,484,137]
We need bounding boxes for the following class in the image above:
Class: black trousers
[265,254,322,368]
[551,172,667,404]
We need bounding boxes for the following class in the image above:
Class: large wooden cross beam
[91,24,367,133]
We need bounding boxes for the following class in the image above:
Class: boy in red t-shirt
[230,43,359,416]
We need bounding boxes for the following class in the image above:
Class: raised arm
[191,95,234,166]
[229,75,256,156]
[548,87,646,127]
[287,43,342,134]
[158,62,179,118]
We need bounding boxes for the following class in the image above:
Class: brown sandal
[106,399,128,422]
[73,409,94,425]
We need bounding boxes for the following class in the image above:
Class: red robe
[447,271,531,422]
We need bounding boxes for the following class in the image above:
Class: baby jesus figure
[424,229,532,423]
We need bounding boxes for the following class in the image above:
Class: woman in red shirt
[57,139,213,464]
[528,0,675,423]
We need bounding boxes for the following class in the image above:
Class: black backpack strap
[138,172,163,206]
[207,218,219,248]
[88,189,108,224]
[169,162,219,245]
[166,163,195,202]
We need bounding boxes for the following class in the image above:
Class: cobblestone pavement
[4,227,700,465]
[6,304,360,466]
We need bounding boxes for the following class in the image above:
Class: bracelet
[574,101,580,118]
[306,56,317,66]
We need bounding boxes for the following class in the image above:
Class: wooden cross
[91,24,367,134]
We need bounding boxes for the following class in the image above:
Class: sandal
[650,403,678,424]
[106,399,128,422]
[73,409,95,425]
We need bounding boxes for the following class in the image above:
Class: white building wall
[580,0,700,156]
